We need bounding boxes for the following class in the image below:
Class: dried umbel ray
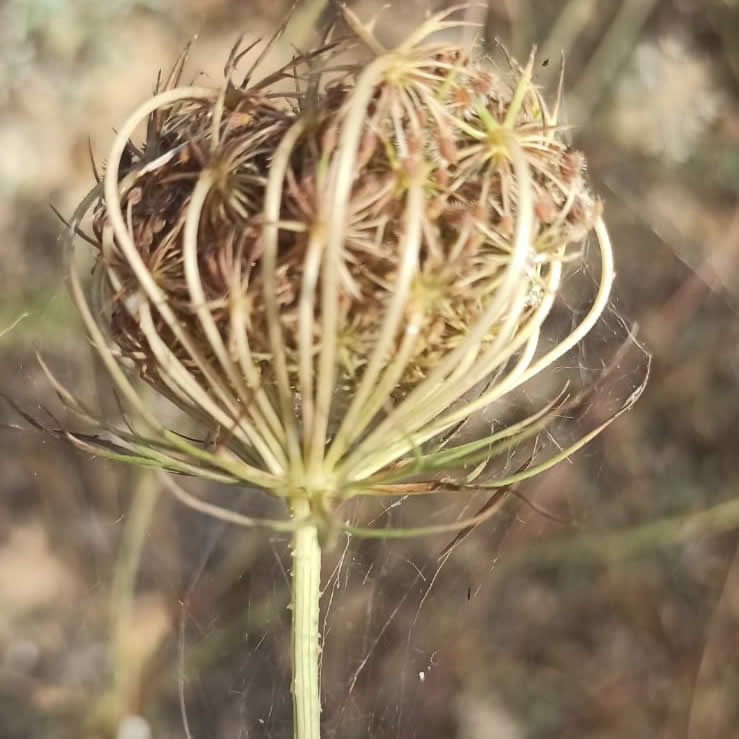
[51,6,634,539]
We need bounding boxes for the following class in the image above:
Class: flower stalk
[290,499,322,739]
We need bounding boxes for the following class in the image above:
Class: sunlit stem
[340,133,534,479]
[407,217,614,445]
[104,89,234,399]
[312,54,389,477]
[298,225,324,457]
[101,89,294,474]
[263,118,309,475]
[347,214,613,481]
[183,171,287,474]
[290,499,322,739]
[325,178,423,469]
[65,194,280,489]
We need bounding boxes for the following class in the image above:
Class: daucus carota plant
[47,6,641,737]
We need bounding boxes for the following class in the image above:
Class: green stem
[291,499,322,739]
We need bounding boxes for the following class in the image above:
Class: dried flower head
[49,7,634,540]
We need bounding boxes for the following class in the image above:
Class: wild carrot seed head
[54,7,626,531]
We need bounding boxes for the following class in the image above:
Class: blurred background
[1,1,738,737]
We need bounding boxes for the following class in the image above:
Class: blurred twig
[685,537,739,739]
[508,493,739,570]
[502,0,534,58]
[571,0,659,122]
[644,207,739,353]
[285,0,332,47]
[110,473,161,715]
[0,312,29,340]
[540,0,596,86]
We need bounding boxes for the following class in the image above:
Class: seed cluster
[93,18,600,403]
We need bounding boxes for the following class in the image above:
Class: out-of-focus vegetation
[1,1,738,737]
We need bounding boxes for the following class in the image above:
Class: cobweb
[172,489,522,739]
[167,260,647,739]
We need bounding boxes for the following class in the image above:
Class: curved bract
[53,7,627,538]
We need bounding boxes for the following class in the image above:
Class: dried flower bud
[55,7,627,539]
